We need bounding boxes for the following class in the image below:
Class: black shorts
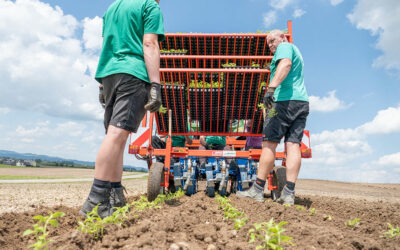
[102,73,150,133]
[263,100,309,144]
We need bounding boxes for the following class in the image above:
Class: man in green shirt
[237,30,309,205]
[199,136,232,166]
[151,135,193,163]
[81,0,165,219]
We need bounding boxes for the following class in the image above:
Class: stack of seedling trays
[155,84,188,134]
[157,30,291,135]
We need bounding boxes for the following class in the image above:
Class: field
[0,168,399,249]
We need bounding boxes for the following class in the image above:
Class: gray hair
[269,29,284,37]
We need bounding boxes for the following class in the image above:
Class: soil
[1,178,399,249]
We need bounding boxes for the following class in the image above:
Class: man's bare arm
[199,136,207,147]
[185,135,193,145]
[143,33,160,83]
[268,58,292,88]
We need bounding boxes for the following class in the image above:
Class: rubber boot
[80,184,113,219]
[110,186,127,208]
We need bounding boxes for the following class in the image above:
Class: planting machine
[129,21,312,201]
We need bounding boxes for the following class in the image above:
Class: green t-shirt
[171,135,186,147]
[206,136,226,146]
[270,42,308,102]
[95,0,165,83]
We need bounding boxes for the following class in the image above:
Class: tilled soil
[1,185,400,250]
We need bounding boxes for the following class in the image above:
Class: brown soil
[1,180,400,249]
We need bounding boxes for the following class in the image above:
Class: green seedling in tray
[23,211,65,250]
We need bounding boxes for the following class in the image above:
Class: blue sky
[0,0,399,183]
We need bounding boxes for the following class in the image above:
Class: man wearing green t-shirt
[199,136,232,166]
[237,30,309,205]
[151,135,193,163]
[81,0,165,218]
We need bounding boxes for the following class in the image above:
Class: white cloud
[293,9,306,18]
[270,0,293,9]
[0,107,10,114]
[82,16,103,51]
[263,10,277,28]
[330,0,344,6]
[373,152,400,167]
[357,105,400,134]
[309,90,352,112]
[309,128,371,165]
[347,0,400,75]
[0,0,103,122]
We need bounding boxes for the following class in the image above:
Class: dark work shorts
[102,73,150,133]
[263,100,309,144]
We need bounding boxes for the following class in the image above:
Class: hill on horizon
[0,149,147,172]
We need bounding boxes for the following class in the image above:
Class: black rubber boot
[80,184,113,219]
[110,186,127,208]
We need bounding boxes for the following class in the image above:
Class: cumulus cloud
[0,0,103,122]
[308,128,371,165]
[82,16,103,51]
[357,105,400,134]
[293,9,306,18]
[309,90,352,112]
[263,10,277,27]
[330,0,344,6]
[269,0,293,9]
[347,0,400,75]
[373,152,400,167]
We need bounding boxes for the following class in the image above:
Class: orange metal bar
[141,113,147,127]
[160,68,269,73]
[160,55,273,60]
[164,33,291,38]
[288,20,293,43]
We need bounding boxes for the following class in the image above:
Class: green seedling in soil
[103,204,131,227]
[381,223,400,239]
[234,217,248,230]
[23,211,65,250]
[248,218,295,250]
[216,194,247,230]
[295,205,305,211]
[77,205,105,239]
[308,208,316,215]
[323,215,334,221]
[283,204,292,207]
[345,218,360,227]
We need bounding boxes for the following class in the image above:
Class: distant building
[16,160,25,167]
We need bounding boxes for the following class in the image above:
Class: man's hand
[263,87,276,109]
[144,82,162,112]
[99,84,105,109]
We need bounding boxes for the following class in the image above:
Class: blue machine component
[171,156,258,197]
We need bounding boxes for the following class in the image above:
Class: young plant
[308,208,315,215]
[323,215,334,221]
[248,219,295,250]
[295,205,305,211]
[23,211,65,250]
[77,205,105,239]
[345,218,360,227]
[216,194,247,230]
[381,223,400,239]
[103,203,131,227]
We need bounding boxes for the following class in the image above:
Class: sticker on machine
[222,151,236,157]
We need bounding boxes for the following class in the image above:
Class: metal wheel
[271,166,286,201]
[147,162,165,201]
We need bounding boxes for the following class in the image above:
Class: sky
[0,0,399,183]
